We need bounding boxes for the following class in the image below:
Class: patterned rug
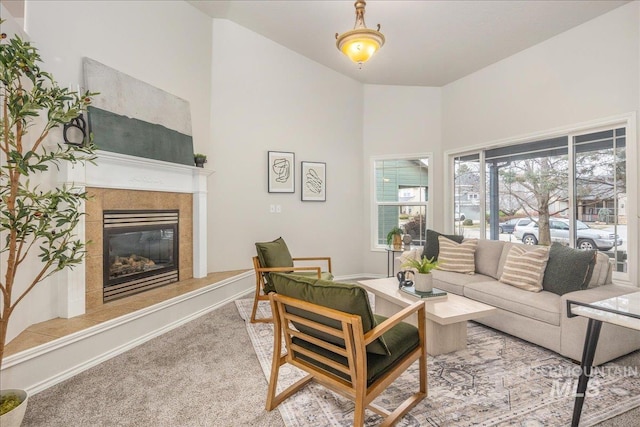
[235,298,640,427]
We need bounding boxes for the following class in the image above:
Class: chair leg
[265,298,311,410]
[265,303,284,409]
[250,293,261,323]
[353,393,366,427]
[251,296,273,323]
[250,280,272,323]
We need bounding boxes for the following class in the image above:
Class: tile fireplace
[103,210,180,302]
[57,150,213,315]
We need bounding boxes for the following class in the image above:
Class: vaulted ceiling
[189,0,630,86]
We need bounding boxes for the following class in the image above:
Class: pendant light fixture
[335,1,385,67]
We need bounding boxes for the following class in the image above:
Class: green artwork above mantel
[88,106,194,166]
[83,58,194,166]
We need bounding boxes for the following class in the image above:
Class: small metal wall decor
[63,113,88,146]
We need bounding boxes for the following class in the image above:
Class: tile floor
[4,270,250,357]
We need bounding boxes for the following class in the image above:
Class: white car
[514,218,622,251]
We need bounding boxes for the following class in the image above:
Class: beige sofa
[396,239,640,365]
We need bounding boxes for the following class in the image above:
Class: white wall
[441,1,639,285]
[4,0,213,341]
[25,1,212,155]
[442,2,638,148]
[361,85,442,274]
[209,19,365,275]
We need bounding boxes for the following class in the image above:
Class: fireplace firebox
[103,210,179,302]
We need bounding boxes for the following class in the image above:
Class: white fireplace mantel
[58,150,214,318]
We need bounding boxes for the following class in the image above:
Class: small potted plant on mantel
[194,153,207,168]
[0,27,97,425]
[386,226,404,249]
[402,256,438,292]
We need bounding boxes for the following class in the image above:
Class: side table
[384,246,406,277]
[566,292,640,426]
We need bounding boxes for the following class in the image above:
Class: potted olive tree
[1,29,97,423]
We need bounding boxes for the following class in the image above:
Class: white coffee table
[357,277,497,355]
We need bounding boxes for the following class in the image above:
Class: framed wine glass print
[268,151,295,193]
[301,161,326,202]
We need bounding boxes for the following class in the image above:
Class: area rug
[236,298,640,427]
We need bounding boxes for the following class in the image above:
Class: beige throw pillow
[436,236,478,274]
[398,249,420,265]
[499,245,550,292]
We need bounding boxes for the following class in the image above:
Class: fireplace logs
[110,254,157,277]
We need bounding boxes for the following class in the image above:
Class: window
[373,156,430,248]
[450,121,631,282]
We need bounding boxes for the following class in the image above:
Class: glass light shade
[336,28,385,64]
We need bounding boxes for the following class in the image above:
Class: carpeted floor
[21,301,285,427]
[241,299,640,427]
[20,298,639,426]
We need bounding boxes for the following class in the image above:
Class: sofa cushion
[464,280,561,326]
[499,245,550,292]
[269,273,390,356]
[437,236,478,274]
[542,243,596,295]
[432,270,494,295]
[423,229,464,261]
[398,248,421,269]
[474,239,506,279]
[587,252,613,288]
[496,242,537,278]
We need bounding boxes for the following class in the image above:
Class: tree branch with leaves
[0,29,98,376]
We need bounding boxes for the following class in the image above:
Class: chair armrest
[256,265,322,278]
[292,257,332,273]
[363,301,425,344]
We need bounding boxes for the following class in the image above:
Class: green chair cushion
[256,237,296,293]
[270,273,390,356]
[255,237,294,269]
[292,314,419,386]
[264,272,333,295]
[288,271,335,281]
[542,243,597,295]
[423,229,464,261]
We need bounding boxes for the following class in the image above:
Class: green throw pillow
[270,273,390,356]
[255,237,294,269]
[542,243,597,296]
[423,229,464,261]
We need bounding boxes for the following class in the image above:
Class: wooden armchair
[251,237,332,323]
[266,273,427,427]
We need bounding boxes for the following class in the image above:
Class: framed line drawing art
[301,161,326,202]
[268,151,295,193]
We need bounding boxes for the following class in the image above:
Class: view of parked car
[498,217,532,234]
[514,218,623,251]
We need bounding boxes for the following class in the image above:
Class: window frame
[370,153,433,251]
[444,113,637,286]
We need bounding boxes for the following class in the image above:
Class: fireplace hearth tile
[84,188,194,310]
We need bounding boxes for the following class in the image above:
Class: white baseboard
[1,271,254,394]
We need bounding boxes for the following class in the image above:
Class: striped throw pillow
[437,236,478,274]
[499,245,550,292]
